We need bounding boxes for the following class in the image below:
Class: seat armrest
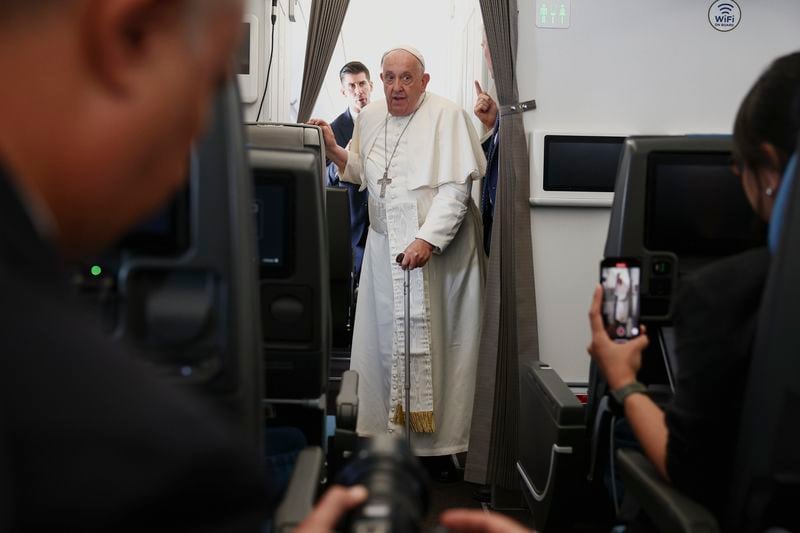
[337,370,359,431]
[616,448,719,533]
[274,446,324,533]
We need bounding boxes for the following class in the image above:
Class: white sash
[385,200,435,433]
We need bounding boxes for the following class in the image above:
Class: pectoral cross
[378,172,392,199]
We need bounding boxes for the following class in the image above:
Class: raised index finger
[474,80,484,96]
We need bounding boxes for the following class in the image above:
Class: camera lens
[336,435,430,533]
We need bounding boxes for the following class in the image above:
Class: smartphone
[599,258,641,340]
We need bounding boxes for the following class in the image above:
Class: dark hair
[339,61,371,83]
[733,51,800,174]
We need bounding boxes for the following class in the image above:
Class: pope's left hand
[399,239,434,270]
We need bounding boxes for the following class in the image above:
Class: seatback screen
[645,152,766,259]
[253,172,294,278]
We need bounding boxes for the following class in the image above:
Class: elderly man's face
[380,51,430,117]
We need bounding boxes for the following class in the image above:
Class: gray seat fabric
[728,142,800,532]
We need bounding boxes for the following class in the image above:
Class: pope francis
[310,45,486,457]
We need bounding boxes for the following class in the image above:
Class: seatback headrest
[769,153,798,254]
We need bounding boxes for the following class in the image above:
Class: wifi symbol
[718,3,735,14]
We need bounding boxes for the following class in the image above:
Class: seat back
[521,136,768,530]
[768,154,797,254]
[246,123,330,403]
[728,144,800,532]
[592,133,767,441]
[70,82,264,454]
[326,186,354,349]
[246,123,331,447]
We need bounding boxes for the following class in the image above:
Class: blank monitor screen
[239,23,250,75]
[645,152,766,259]
[253,172,294,277]
[544,135,626,192]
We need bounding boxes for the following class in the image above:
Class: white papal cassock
[340,92,487,456]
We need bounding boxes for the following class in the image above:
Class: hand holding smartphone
[600,258,641,340]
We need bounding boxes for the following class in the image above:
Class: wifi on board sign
[709,0,741,32]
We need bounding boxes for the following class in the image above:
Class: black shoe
[420,455,462,484]
[472,484,491,503]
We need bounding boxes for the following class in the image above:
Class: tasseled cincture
[392,404,436,433]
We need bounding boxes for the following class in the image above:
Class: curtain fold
[465,0,539,489]
[296,0,350,124]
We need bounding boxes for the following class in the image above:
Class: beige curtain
[465,0,539,489]
[296,0,350,124]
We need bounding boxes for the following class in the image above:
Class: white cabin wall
[448,0,487,135]
[306,0,475,124]
[243,0,293,123]
[244,0,484,125]
[516,0,800,383]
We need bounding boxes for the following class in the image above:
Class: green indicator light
[90,265,102,277]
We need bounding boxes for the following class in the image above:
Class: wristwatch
[611,381,647,405]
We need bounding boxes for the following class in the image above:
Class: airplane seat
[245,123,360,483]
[519,136,767,531]
[272,372,359,532]
[516,362,595,531]
[70,81,264,457]
[325,186,355,414]
[613,145,799,532]
[767,153,797,254]
[727,143,800,532]
[246,122,330,447]
[325,186,355,352]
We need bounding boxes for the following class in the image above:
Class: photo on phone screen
[600,258,641,340]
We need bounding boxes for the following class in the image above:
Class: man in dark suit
[0,1,365,530]
[473,80,499,256]
[327,61,373,284]
[473,31,500,256]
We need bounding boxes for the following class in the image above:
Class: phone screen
[600,258,641,340]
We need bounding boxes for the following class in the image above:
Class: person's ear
[421,73,431,89]
[760,142,784,172]
[81,0,183,95]
[761,142,786,191]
